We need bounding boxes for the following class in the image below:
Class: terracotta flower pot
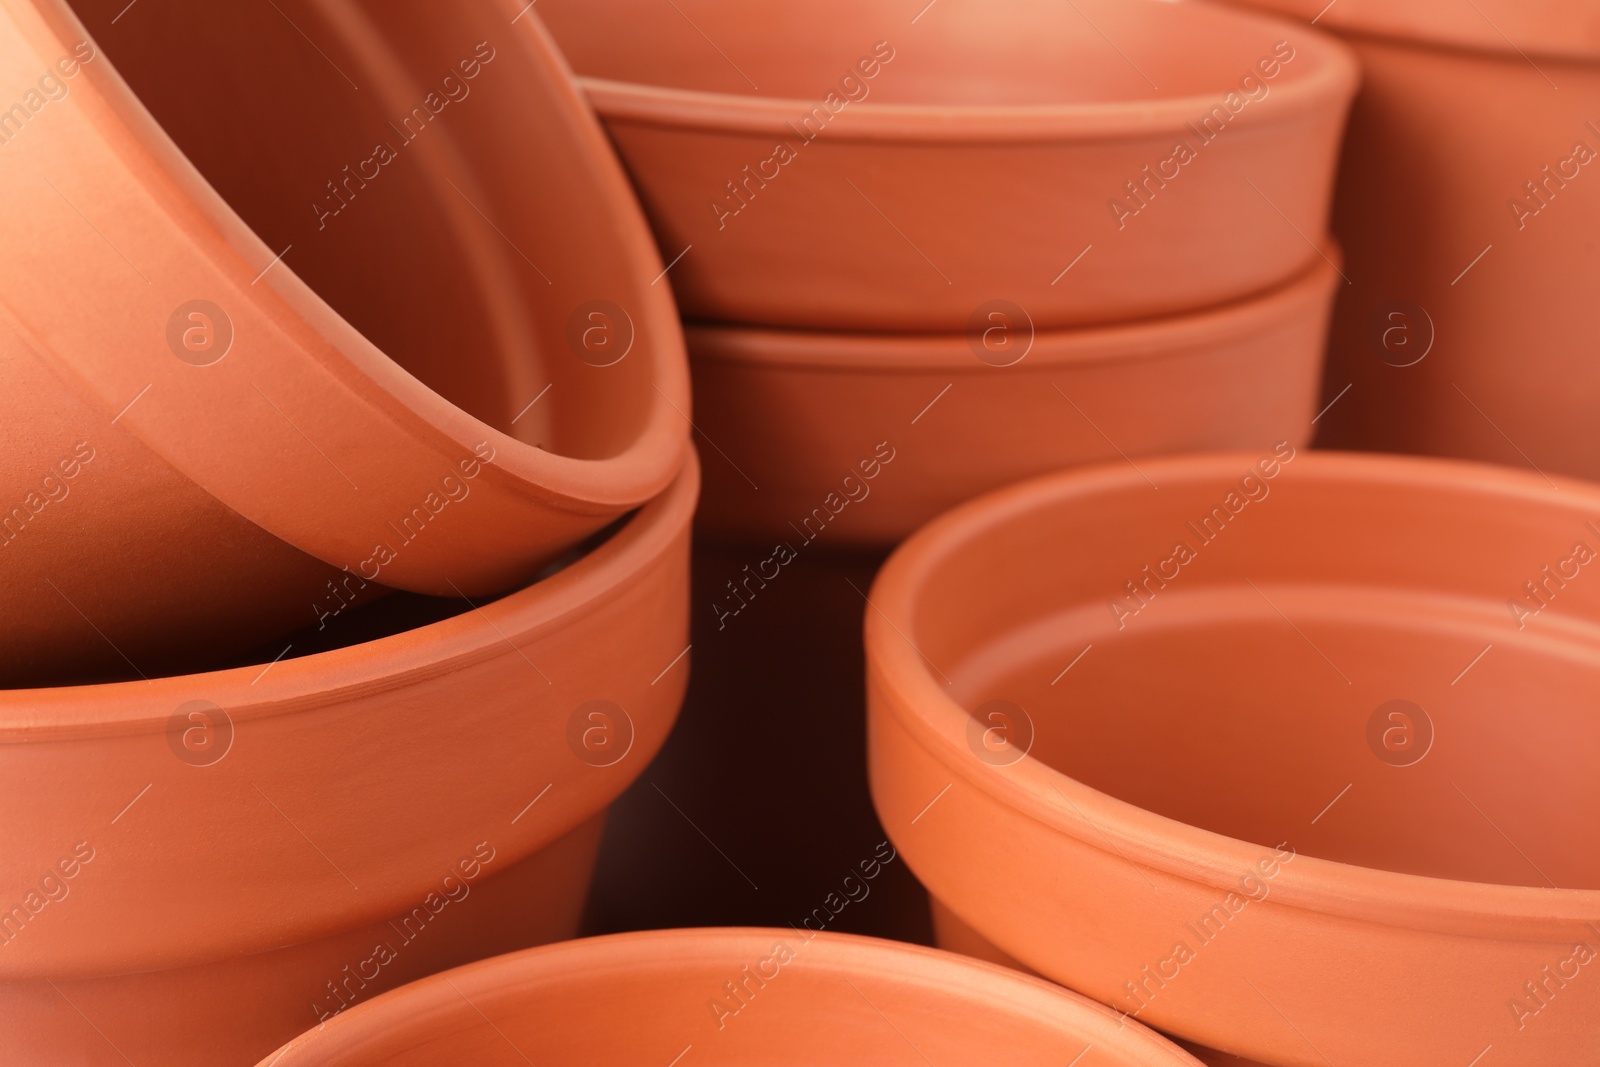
[256,928,1205,1066]
[1221,0,1600,482]
[867,451,1600,1066]
[691,254,1337,548]
[0,0,689,685]
[538,0,1356,332]
[0,454,697,1066]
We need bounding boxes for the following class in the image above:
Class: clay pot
[867,451,1600,1066]
[255,928,1205,1066]
[0,0,688,685]
[0,454,697,1066]
[691,255,1337,547]
[538,0,1357,332]
[1223,0,1600,483]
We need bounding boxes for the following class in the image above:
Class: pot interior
[909,456,1600,891]
[540,0,1333,110]
[72,0,653,461]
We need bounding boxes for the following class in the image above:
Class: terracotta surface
[256,929,1206,1066]
[0,0,689,684]
[4,816,603,1067]
[1223,2,1600,483]
[1229,0,1600,61]
[0,454,697,1065]
[691,254,1337,546]
[867,451,1600,1066]
[539,0,1356,331]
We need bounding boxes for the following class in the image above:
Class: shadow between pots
[586,535,933,947]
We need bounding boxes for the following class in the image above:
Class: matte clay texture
[0,0,688,684]
[1226,2,1600,484]
[538,0,1356,331]
[867,452,1600,1066]
[691,255,1336,546]
[256,929,1205,1066]
[0,455,697,1066]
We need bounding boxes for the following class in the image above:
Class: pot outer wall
[1307,35,1600,478]
[0,816,603,1067]
[929,898,1275,1067]
[688,257,1336,548]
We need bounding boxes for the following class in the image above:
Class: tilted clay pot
[0,454,697,1066]
[538,0,1356,332]
[1223,0,1600,483]
[256,928,1206,1066]
[0,0,688,685]
[691,255,1336,547]
[867,451,1600,1066]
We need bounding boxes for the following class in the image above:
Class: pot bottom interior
[950,581,1600,890]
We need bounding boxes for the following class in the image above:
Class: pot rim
[685,251,1339,371]
[868,450,1600,934]
[574,3,1358,143]
[255,927,1205,1066]
[0,451,699,738]
[21,0,690,575]
[1228,0,1600,67]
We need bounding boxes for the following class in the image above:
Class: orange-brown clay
[868,451,1600,1066]
[0,0,689,684]
[692,254,1337,547]
[255,929,1206,1066]
[1226,0,1600,482]
[0,454,698,1066]
[539,0,1356,331]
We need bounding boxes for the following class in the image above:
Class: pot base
[0,814,604,1067]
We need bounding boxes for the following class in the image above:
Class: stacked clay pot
[1219,0,1600,484]
[540,0,1358,545]
[0,0,695,1062]
[0,0,689,685]
[866,451,1600,1066]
